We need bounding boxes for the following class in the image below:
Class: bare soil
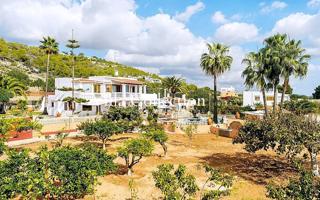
[19,132,297,200]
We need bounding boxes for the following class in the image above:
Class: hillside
[0,38,160,83]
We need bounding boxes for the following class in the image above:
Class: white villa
[45,76,159,117]
[243,91,290,107]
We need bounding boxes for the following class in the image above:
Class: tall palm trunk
[280,77,289,111]
[71,54,75,114]
[43,53,50,115]
[213,74,218,124]
[273,83,278,113]
[261,88,268,117]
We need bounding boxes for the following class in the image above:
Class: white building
[220,86,238,98]
[45,76,158,117]
[243,91,290,107]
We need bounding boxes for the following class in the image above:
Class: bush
[152,164,233,200]
[0,139,6,156]
[283,99,319,114]
[152,164,199,200]
[267,168,320,199]
[103,106,142,131]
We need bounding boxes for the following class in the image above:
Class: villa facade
[220,87,238,99]
[45,76,159,117]
[243,91,290,107]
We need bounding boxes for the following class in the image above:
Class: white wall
[55,78,72,89]
[243,91,290,107]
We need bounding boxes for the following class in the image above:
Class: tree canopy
[0,145,116,199]
[234,113,320,176]
[313,85,320,99]
[117,138,154,175]
[78,119,123,149]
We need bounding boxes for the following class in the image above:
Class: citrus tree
[117,138,154,175]
[78,119,123,149]
[152,164,199,200]
[142,125,168,157]
[0,144,116,199]
[103,106,142,132]
[234,113,320,176]
[267,168,320,200]
[152,164,233,200]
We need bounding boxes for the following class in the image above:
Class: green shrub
[152,164,199,200]
[103,106,142,131]
[0,145,116,199]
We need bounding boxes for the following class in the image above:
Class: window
[267,96,274,101]
[51,102,54,107]
[106,85,112,92]
[112,85,121,92]
[254,96,260,101]
[94,84,101,93]
[82,105,92,111]
[64,102,68,110]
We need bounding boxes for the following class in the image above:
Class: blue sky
[0,0,319,95]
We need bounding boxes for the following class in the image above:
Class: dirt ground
[19,131,296,200]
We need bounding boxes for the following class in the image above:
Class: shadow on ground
[199,152,297,185]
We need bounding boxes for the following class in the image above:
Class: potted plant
[169,123,176,132]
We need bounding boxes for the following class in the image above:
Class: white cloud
[307,0,320,7]
[214,22,259,45]
[260,1,287,13]
[174,1,205,23]
[272,12,320,46]
[211,11,229,24]
[219,46,247,88]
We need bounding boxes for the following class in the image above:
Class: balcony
[55,90,157,102]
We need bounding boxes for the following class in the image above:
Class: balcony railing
[56,90,157,101]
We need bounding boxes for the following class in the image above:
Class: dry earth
[19,131,297,200]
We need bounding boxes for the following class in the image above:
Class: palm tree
[66,30,80,114]
[263,34,285,113]
[162,76,183,103]
[242,52,269,116]
[200,43,233,123]
[0,76,26,114]
[279,39,310,110]
[39,36,59,115]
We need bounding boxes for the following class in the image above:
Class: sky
[0,0,319,95]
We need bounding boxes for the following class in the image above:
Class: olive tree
[234,113,320,176]
[117,138,154,175]
[78,119,123,150]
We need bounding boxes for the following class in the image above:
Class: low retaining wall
[2,130,33,142]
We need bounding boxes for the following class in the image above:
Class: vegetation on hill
[0,38,159,82]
